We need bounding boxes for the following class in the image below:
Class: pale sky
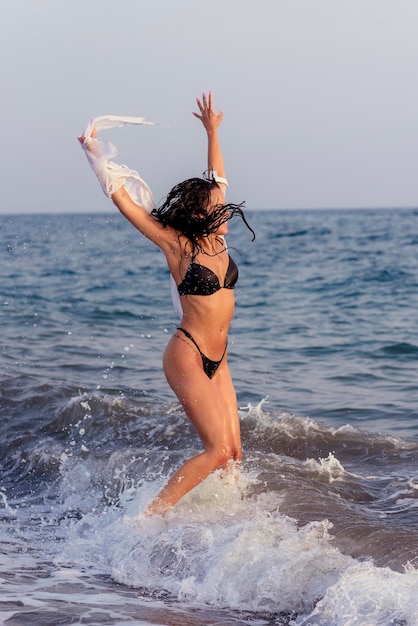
[2,0,418,213]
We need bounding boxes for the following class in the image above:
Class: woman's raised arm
[110,186,175,251]
[193,92,226,181]
[78,129,176,253]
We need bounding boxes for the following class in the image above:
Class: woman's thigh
[163,336,239,451]
[211,357,241,447]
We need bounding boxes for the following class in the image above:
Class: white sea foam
[59,469,352,615]
[53,460,418,624]
[292,562,418,626]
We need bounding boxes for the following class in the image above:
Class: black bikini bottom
[176,327,227,379]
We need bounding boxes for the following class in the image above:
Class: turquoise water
[1,209,418,625]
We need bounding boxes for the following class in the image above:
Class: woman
[79,93,254,514]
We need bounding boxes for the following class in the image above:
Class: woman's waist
[176,320,230,351]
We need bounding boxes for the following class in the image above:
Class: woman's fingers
[193,92,223,127]
[77,126,97,145]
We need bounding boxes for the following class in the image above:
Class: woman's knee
[208,444,240,469]
[234,444,243,463]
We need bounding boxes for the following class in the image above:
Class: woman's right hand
[77,126,97,146]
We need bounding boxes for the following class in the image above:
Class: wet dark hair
[151,176,255,255]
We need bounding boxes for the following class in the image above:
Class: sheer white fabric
[80,114,184,316]
[80,115,156,211]
[79,115,228,319]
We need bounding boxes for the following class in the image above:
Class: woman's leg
[147,336,241,514]
[211,356,242,463]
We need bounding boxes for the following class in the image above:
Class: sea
[1,207,418,626]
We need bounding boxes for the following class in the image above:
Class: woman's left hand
[193,91,223,133]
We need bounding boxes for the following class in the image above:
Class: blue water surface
[1,208,418,626]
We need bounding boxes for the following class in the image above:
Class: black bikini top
[177,255,238,296]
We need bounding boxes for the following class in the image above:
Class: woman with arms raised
[79,92,254,514]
